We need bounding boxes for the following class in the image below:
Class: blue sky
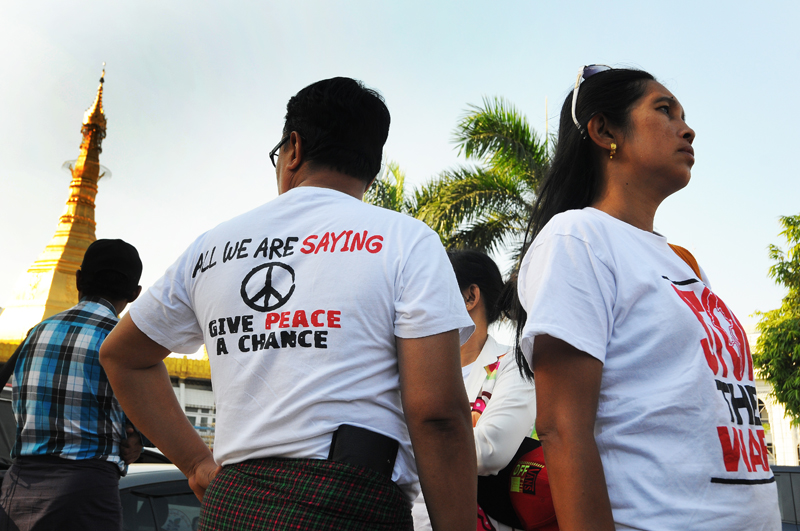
[1,1,798,332]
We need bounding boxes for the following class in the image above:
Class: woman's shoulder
[530,208,616,257]
[540,207,611,237]
[521,208,617,291]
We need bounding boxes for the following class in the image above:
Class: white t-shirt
[130,186,474,499]
[518,207,780,530]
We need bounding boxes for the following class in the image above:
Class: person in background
[414,250,536,531]
[100,77,477,531]
[515,66,780,530]
[0,239,144,531]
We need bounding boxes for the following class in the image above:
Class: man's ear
[358,174,379,200]
[75,270,82,291]
[586,113,619,152]
[285,131,304,171]
[463,284,481,312]
[128,286,142,304]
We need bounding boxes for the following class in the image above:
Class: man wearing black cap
[0,239,144,531]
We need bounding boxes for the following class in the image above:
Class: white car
[120,463,201,531]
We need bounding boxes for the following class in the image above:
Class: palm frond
[445,210,529,256]
[370,96,548,273]
[364,161,415,214]
[416,166,532,239]
[453,96,549,189]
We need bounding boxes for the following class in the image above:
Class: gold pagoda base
[0,268,80,344]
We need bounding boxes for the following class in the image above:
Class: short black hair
[284,77,390,183]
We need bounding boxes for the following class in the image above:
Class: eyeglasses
[269,136,290,168]
[571,64,612,136]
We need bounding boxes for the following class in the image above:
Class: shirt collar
[79,296,118,317]
[475,335,508,368]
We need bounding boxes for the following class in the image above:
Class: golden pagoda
[0,68,212,381]
[0,68,109,359]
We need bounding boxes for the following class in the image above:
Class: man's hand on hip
[187,455,222,502]
[120,425,143,465]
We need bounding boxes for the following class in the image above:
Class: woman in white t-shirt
[515,66,780,530]
[413,250,536,531]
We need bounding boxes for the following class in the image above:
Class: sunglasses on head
[571,64,612,137]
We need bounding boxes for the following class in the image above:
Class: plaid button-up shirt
[11,297,128,472]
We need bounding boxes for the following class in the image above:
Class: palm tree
[365,97,549,263]
[364,161,417,215]
[415,96,549,261]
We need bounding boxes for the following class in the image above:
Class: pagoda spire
[0,66,111,347]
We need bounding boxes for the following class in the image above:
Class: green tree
[414,96,550,259]
[753,214,800,422]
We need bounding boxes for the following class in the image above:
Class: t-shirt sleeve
[128,240,205,354]
[393,232,474,343]
[518,232,615,367]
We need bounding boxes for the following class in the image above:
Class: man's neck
[287,168,370,200]
[78,293,126,316]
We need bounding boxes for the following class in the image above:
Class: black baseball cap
[80,239,142,288]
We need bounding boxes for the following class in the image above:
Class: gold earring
[609,142,617,160]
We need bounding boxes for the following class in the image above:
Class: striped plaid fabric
[200,457,414,531]
[11,297,127,472]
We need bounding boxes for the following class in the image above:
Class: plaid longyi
[200,457,413,531]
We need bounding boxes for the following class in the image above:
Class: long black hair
[448,250,513,325]
[514,67,655,378]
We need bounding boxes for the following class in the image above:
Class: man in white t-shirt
[100,77,477,531]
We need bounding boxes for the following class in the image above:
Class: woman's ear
[463,284,481,312]
[586,113,618,152]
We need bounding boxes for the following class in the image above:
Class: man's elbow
[535,414,595,451]
[406,402,472,437]
[419,415,470,433]
[534,417,557,448]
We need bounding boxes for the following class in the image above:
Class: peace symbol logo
[240,262,296,312]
